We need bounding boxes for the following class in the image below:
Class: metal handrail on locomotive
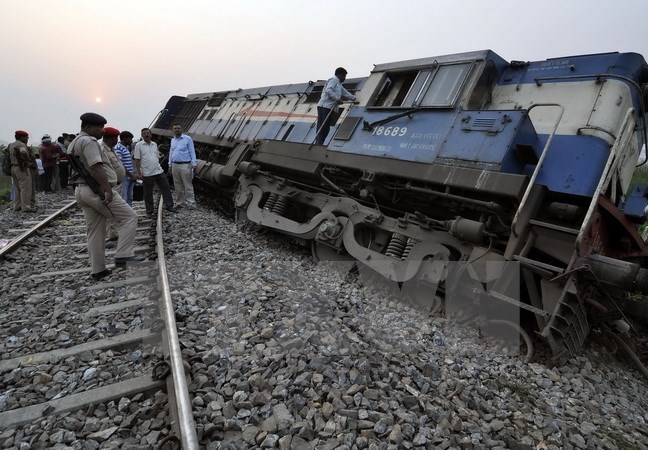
[151,49,648,362]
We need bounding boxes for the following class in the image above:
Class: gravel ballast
[0,191,646,449]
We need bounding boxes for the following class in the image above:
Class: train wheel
[234,208,248,224]
[311,240,355,264]
[483,319,534,363]
[401,281,445,315]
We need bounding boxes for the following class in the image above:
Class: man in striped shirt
[113,131,137,206]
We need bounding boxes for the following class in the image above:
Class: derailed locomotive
[151,49,648,366]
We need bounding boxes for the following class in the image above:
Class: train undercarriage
[188,137,648,377]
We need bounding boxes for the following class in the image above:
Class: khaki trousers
[172,164,195,206]
[105,182,122,241]
[11,166,34,211]
[75,185,138,274]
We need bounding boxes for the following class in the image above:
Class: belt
[77,182,116,188]
[173,161,191,164]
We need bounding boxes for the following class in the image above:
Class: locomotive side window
[467,60,497,109]
[373,71,418,107]
[371,62,473,108]
[418,63,472,107]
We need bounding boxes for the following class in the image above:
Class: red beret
[15,130,29,137]
[102,127,120,137]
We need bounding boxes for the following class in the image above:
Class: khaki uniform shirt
[8,141,30,166]
[69,131,118,185]
[101,141,126,183]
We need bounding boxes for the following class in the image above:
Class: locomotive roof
[371,50,506,72]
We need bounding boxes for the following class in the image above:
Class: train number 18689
[371,126,408,137]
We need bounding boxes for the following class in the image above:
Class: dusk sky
[1,0,646,145]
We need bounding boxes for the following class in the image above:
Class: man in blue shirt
[169,124,197,208]
[316,67,357,145]
[114,131,137,206]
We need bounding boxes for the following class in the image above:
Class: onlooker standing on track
[34,153,44,191]
[39,134,65,192]
[134,127,177,215]
[8,130,37,212]
[101,127,126,186]
[56,136,70,189]
[316,67,357,145]
[69,113,141,281]
[101,127,127,244]
[114,130,137,206]
[169,124,197,209]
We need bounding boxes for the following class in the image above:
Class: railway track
[0,194,198,448]
[1,191,647,449]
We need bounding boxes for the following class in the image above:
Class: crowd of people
[3,114,197,280]
[3,131,76,212]
[2,66,351,278]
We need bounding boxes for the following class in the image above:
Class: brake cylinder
[446,217,486,243]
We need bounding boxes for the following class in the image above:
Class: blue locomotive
[151,49,648,366]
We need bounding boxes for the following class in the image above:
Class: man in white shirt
[133,127,177,215]
[316,67,357,145]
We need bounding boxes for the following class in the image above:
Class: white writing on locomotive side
[362,144,393,152]
[410,132,441,140]
[370,126,408,137]
[399,142,437,151]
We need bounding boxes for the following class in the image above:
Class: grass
[0,188,9,205]
[0,174,10,206]
[631,166,648,186]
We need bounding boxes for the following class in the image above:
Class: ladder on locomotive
[509,106,637,359]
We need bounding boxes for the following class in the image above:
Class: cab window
[371,62,473,108]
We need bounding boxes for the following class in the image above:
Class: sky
[1,0,647,145]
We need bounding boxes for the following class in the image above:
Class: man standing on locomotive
[316,67,357,145]
[69,113,140,280]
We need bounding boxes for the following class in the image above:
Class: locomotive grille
[208,93,228,107]
[459,113,507,133]
[174,99,208,132]
[472,118,496,129]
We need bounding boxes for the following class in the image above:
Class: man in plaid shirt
[113,131,137,206]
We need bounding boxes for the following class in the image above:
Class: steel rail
[0,200,77,259]
[155,199,199,449]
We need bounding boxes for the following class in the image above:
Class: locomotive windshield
[371,62,473,108]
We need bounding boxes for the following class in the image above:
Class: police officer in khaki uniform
[102,127,126,244]
[69,113,141,281]
[8,130,37,212]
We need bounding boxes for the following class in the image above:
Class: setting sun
[95,97,102,103]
